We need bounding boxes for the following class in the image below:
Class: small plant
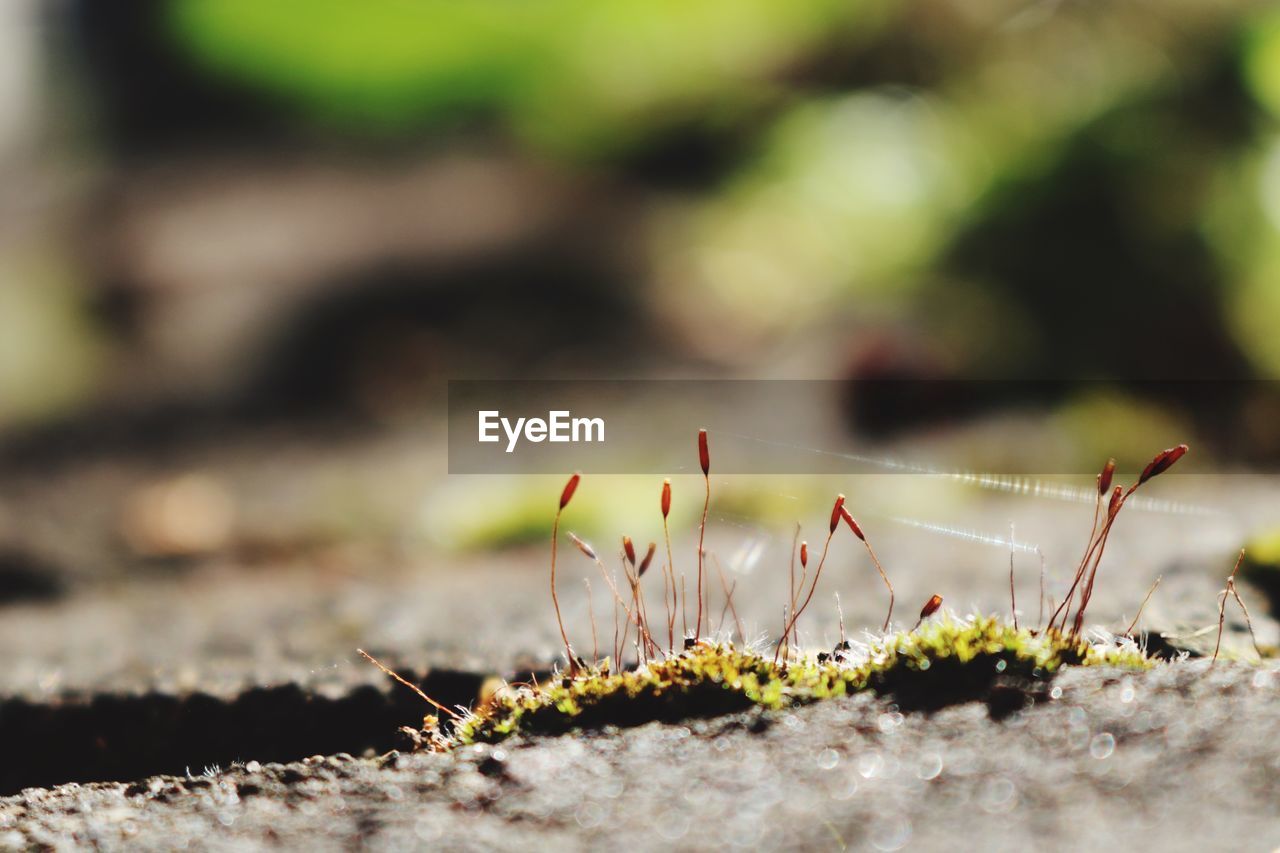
[365,431,1221,750]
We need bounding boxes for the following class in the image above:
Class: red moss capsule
[559,473,580,510]
[638,542,656,577]
[1107,485,1123,518]
[1099,458,1115,496]
[1138,444,1188,485]
[799,541,809,567]
[829,494,846,535]
[661,478,672,519]
[623,535,637,567]
[839,505,865,542]
[698,429,710,476]
[920,593,943,620]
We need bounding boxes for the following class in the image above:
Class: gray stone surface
[2,429,1279,849]
[3,663,1279,851]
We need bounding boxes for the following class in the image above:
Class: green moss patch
[449,617,1150,745]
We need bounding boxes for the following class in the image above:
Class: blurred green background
[7,2,1280,416]
[3,0,1280,575]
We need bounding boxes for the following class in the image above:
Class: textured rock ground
[2,429,1279,848]
[3,663,1279,851]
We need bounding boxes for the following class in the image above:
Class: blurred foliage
[1243,6,1280,121]
[653,92,975,335]
[167,0,890,155]
[104,1,1280,379]
[1052,391,1193,474]
[15,0,1280,446]
[0,251,105,426]
[656,2,1258,352]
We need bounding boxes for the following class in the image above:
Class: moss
[449,616,1150,745]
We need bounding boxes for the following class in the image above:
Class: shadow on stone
[0,670,484,795]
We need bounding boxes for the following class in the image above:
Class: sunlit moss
[450,616,1149,745]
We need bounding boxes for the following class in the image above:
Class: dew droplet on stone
[1090,732,1116,760]
[829,776,859,801]
[869,817,912,851]
[979,777,1017,814]
[916,753,943,780]
[857,751,884,778]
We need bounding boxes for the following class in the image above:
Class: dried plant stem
[584,578,599,663]
[792,542,809,646]
[712,555,745,644]
[1214,549,1262,664]
[628,572,658,659]
[571,539,638,637]
[696,430,710,639]
[776,528,836,664]
[1009,522,1019,631]
[716,588,732,636]
[662,521,677,653]
[835,592,847,646]
[862,538,895,632]
[1212,588,1229,665]
[612,584,621,665]
[1124,575,1162,636]
[680,573,689,640]
[661,478,677,654]
[780,606,791,662]
[1037,548,1046,631]
[358,650,460,720]
[788,523,800,634]
[1058,487,1126,636]
[837,507,893,632]
[618,543,658,660]
[570,541,635,665]
[1048,490,1103,632]
[618,574,634,664]
[1071,498,1129,638]
[1230,585,1263,660]
[549,506,575,671]
[696,476,709,638]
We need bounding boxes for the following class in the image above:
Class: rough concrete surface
[3,664,1279,851]
[2,432,1280,849]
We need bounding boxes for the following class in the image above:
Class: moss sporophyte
[361,432,1263,748]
